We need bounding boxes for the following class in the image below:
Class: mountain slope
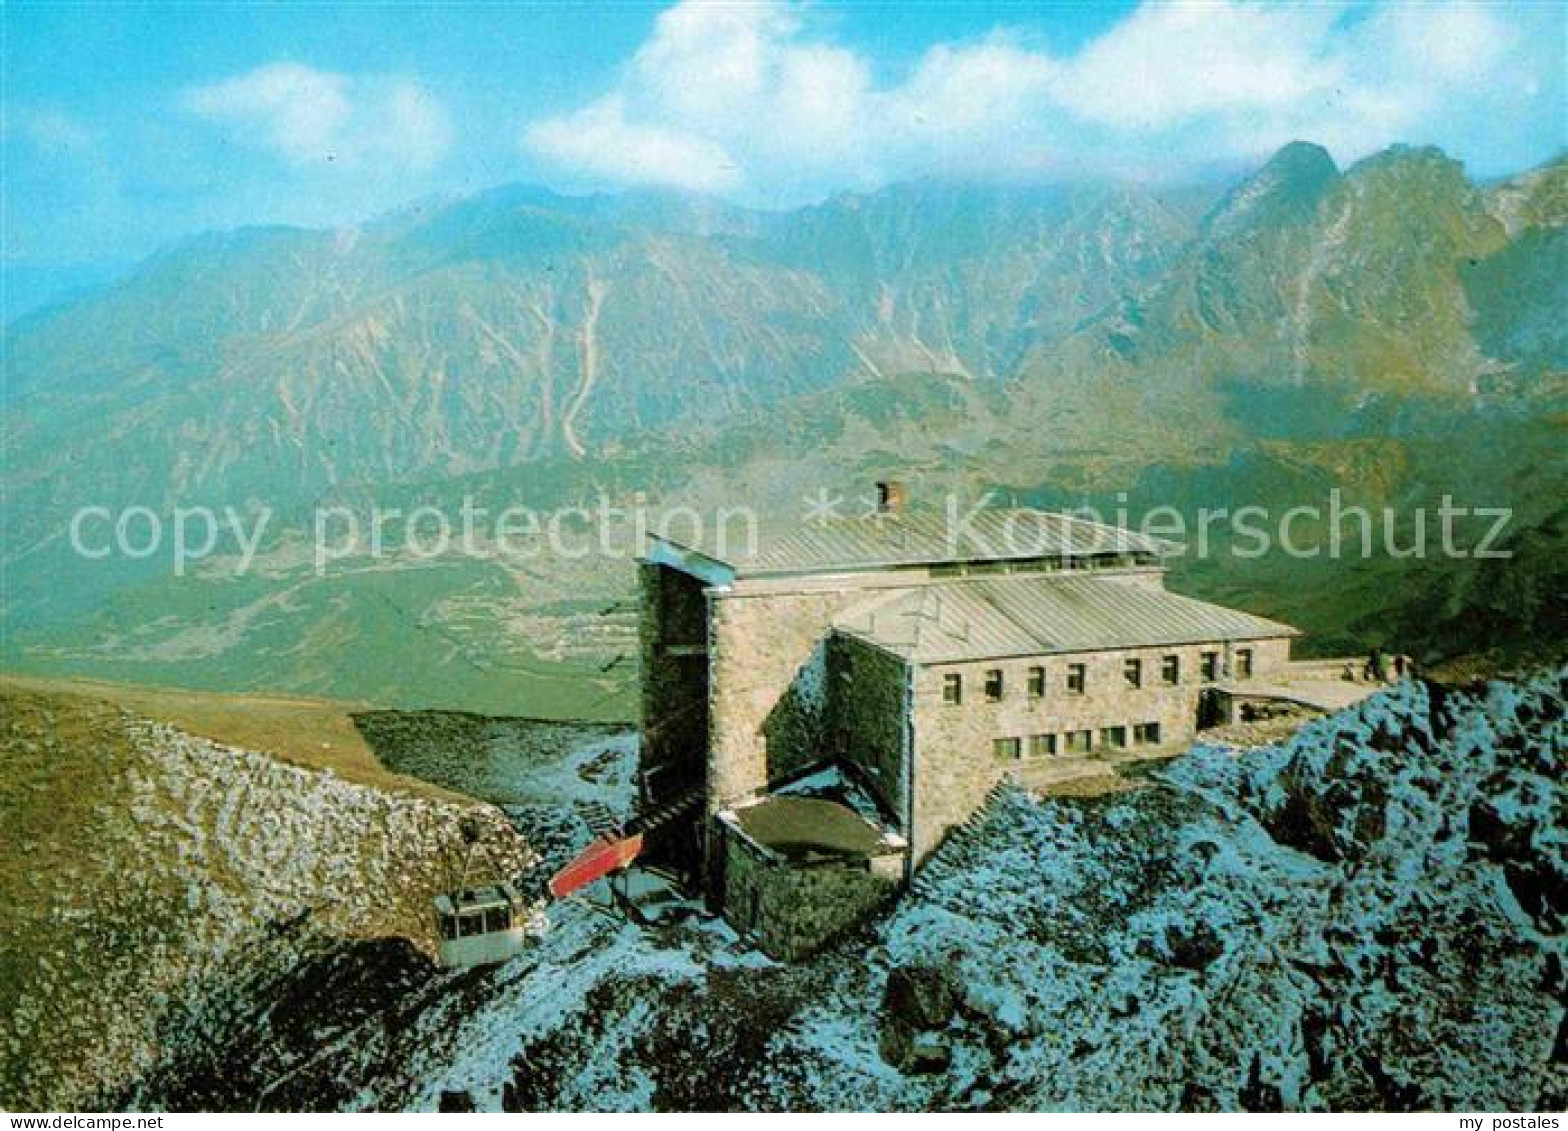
[7,145,1560,518]
[93,669,1568,1112]
[1022,145,1529,428]
[0,682,533,1109]
[4,144,1564,708]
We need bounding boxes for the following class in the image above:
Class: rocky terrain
[0,684,535,1110]
[352,708,640,877]
[24,667,1557,1112]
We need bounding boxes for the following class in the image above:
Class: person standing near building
[1369,646,1388,683]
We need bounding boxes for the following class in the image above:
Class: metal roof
[652,507,1168,579]
[433,882,525,916]
[834,575,1297,663]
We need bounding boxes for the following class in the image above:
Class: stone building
[637,491,1297,958]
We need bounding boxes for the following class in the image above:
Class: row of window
[993,722,1162,760]
[436,907,516,940]
[929,552,1152,578]
[942,648,1253,704]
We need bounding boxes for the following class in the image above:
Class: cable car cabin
[432,882,531,968]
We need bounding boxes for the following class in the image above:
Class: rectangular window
[984,669,1004,702]
[1201,651,1219,682]
[1162,654,1180,686]
[1134,722,1162,746]
[1124,658,1142,689]
[1028,733,1056,757]
[1235,648,1254,679]
[1065,729,1093,754]
[1100,725,1128,750]
[942,673,962,704]
[1028,666,1046,699]
[993,737,1021,760]
[1066,663,1086,694]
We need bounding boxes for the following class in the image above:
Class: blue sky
[5,1,1564,307]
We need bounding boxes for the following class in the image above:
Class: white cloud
[630,2,801,123]
[523,95,742,194]
[183,62,452,172]
[1371,1,1512,83]
[1057,3,1343,129]
[378,81,454,171]
[877,33,1062,177]
[523,0,1561,201]
[526,3,873,197]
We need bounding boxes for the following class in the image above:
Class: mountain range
[3,141,1564,715]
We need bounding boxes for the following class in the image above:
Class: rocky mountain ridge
[7,144,1561,511]
[4,142,1563,713]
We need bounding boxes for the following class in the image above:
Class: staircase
[629,784,704,835]
[570,784,703,845]
[575,800,621,838]
[909,779,1013,899]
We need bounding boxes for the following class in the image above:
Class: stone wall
[662,554,1293,882]
[907,636,1293,860]
[690,566,1190,820]
[826,632,910,825]
[719,824,903,962]
[637,562,709,804]
[1242,636,1292,680]
[706,585,884,815]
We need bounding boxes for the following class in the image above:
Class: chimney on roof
[875,480,906,515]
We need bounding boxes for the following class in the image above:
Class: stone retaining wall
[718,821,903,961]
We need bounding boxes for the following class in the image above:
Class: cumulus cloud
[523,0,1561,201]
[1057,4,1343,129]
[183,62,452,172]
[522,4,871,194]
[524,96,742,194]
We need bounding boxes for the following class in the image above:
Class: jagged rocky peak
[1329,143,1509,270]
[1349,141,1468,181]
[1336,143,1495,221]
[1486,154,1568,236]
[1260,139,1340,182]
[1342,143,1486,207]
[1204,141,1341,236]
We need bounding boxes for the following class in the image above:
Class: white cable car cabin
[433,882,530,968]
